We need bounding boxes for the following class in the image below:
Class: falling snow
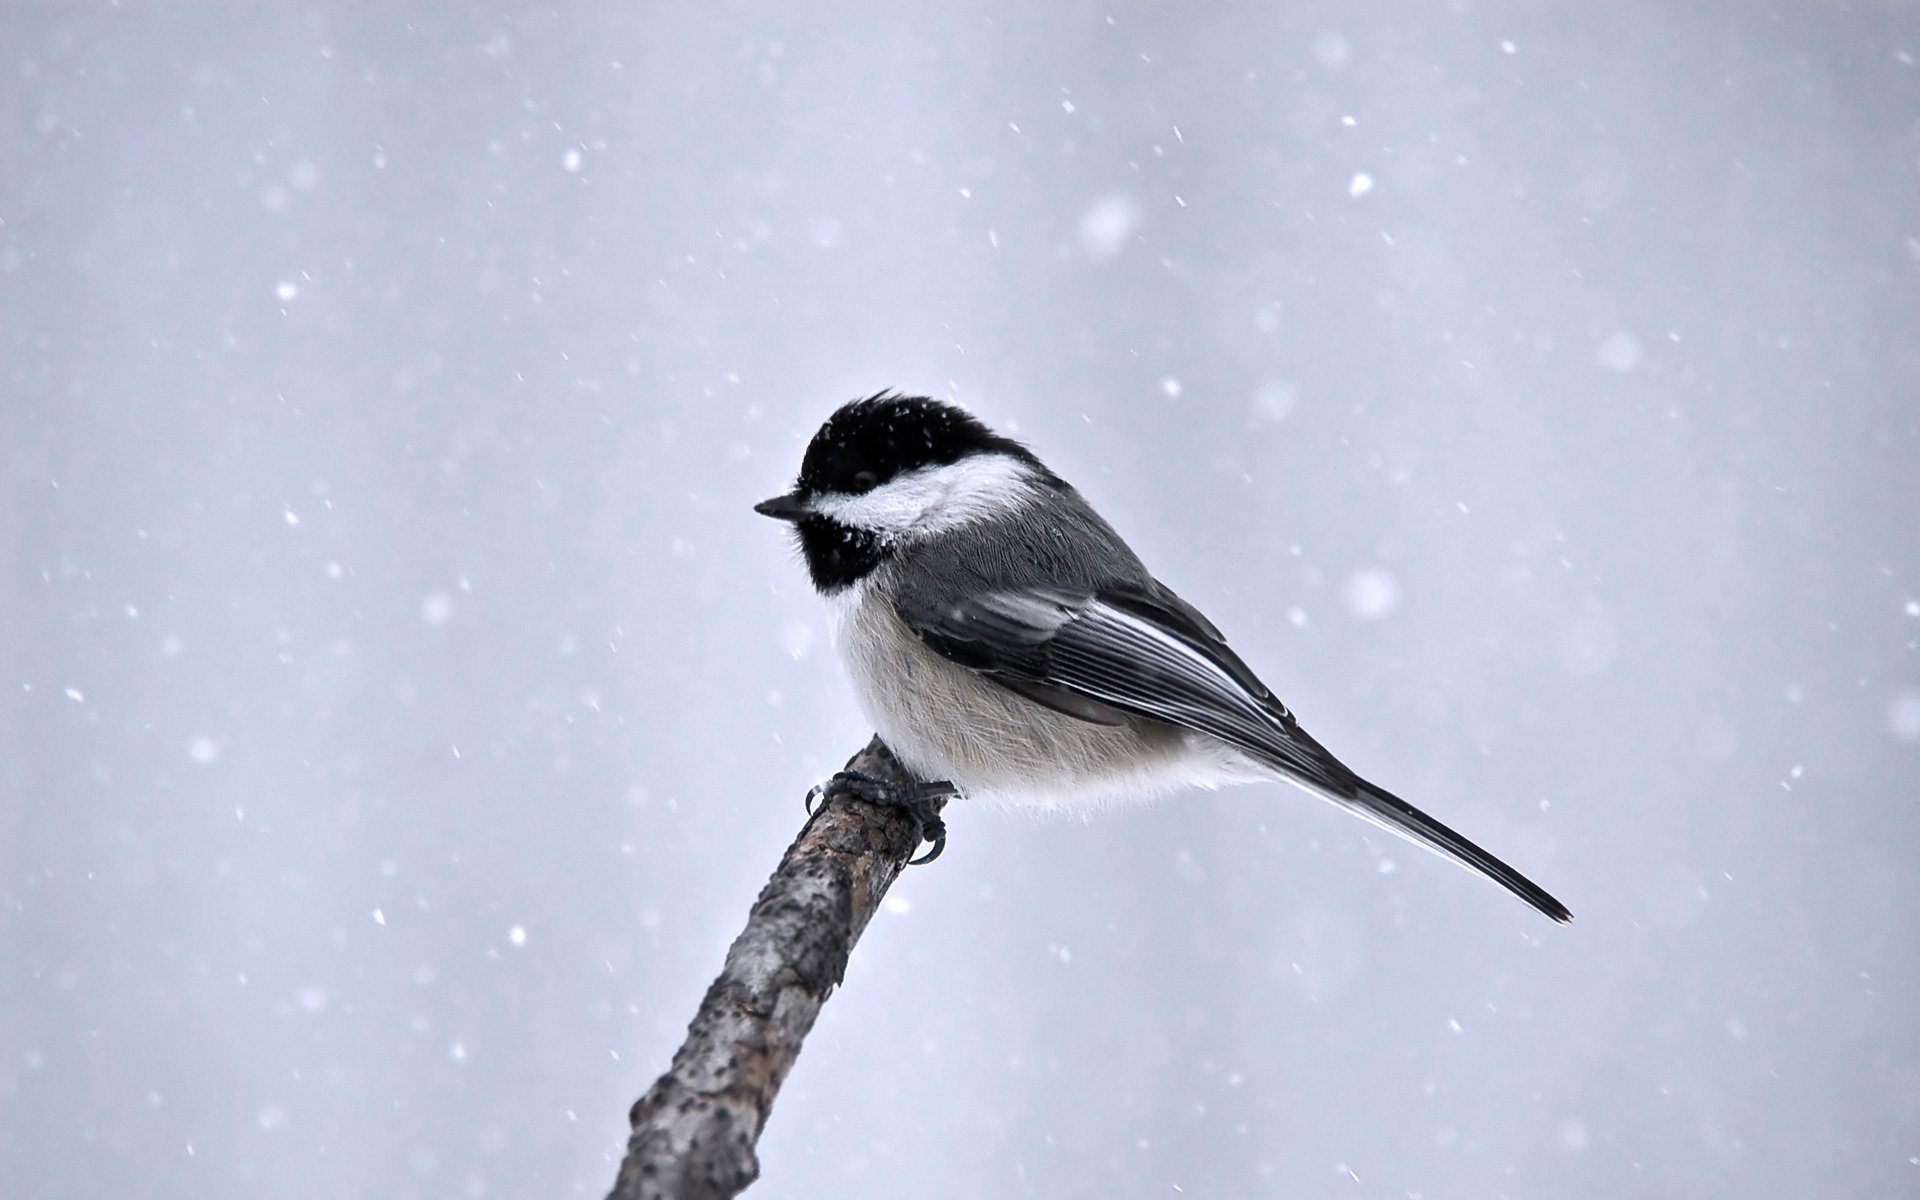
[1343,568,1401,619]
[7,7,1910,1200]
[1078,194,1142,260]
[1595,330,1643,373]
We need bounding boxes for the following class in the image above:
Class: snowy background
[6,3,1918,1197]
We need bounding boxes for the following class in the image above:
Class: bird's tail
[1247,719,1572,923]
[1321,773,1572,923]
[1244,716,1570,921]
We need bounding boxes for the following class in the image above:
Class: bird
[755,392,1571,923]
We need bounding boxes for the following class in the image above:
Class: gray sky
[5,3,1917,1197]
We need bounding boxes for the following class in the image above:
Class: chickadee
[757,393,1571,923]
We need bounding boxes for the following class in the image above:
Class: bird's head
[756,392,1058,592]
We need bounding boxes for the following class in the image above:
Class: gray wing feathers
[899,586,1349,792]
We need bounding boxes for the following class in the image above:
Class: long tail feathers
[1322,775,1573,924]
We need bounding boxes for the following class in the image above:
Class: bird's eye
[850,470,879,493]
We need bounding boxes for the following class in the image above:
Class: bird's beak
[753,491,811,522]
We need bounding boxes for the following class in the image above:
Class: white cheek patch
[812,452,1041,540]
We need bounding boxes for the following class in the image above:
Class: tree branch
[607,736,934,1200]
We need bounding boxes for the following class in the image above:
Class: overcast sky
[5,3,1918,1197]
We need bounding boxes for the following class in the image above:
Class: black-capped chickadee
[757,393,1571,923]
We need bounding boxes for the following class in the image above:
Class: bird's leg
[810,770,957,865]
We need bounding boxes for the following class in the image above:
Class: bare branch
[607,737,932,1200]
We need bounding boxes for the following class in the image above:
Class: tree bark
[606,737,934,1200]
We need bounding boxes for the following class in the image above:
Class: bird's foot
[807,770,956,865]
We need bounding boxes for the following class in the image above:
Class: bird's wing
[896,583,1350,789]
[896,584,1572,923]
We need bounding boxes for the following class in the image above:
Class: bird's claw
[814,769,954,865]
[907,812,946,866]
